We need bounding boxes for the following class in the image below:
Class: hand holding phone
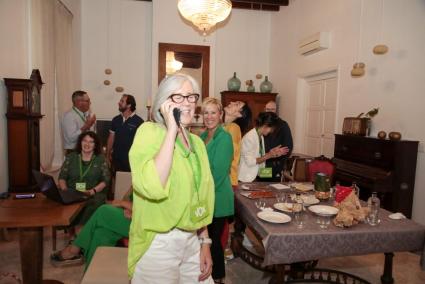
[173,108,181,127]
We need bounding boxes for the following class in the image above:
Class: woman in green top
[129,74,215,283]
[200,98,234,284]
[58,131,110,230]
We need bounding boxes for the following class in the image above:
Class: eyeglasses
[169,93,199,104]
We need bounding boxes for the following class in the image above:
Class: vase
[260,76,273,93]
[247,85,255,92]
[227,72,241,91]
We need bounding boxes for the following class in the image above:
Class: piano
[333,134,418,218]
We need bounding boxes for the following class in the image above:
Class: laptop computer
[32,170,88,204]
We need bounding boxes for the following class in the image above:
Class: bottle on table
[367,192,380,226]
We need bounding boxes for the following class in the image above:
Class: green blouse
[200,126,234,217]
[59,152,110,193]
[128,122,215,277]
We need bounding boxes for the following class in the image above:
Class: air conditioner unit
[298,32,330,56]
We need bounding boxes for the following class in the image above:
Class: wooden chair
[307,155,335,183]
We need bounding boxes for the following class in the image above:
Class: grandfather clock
[4,69,43,192]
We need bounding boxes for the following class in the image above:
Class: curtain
[31,0,55,171]
[30,0,74,171]
[53,0,74,166]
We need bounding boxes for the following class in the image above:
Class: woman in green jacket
[200,98,234,284]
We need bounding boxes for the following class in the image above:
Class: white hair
[152,73,200,124]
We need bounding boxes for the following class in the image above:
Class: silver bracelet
[199,237,212,245]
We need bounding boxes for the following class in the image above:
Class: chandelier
[178,0,232,35]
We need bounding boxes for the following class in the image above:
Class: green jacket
[201,126,234,217]
[128,122,215,277]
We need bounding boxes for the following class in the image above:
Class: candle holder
[146,106,152,121]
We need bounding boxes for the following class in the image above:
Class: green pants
[73,204,131,268]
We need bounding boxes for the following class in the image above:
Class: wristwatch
[199,237,212,246]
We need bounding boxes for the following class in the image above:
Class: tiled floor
[1,228,424,283]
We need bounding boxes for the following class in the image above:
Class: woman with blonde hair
[129,74,215,283]
[200,98,234,284]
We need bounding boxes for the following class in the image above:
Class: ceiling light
[178,0,232,36]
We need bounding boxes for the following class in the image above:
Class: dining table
[0,193,85,284]
[231,182,425,284]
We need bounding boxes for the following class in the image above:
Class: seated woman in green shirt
[129,74,215,283]
[58,131,110,231]
[200,98,234,284]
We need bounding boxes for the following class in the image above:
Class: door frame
[294,66,340,155]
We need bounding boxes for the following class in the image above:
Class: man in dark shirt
[263,101,293,181]
[106,94,143,172]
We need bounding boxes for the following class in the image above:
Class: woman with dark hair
[238,112,289,182]
[58,131,110,230]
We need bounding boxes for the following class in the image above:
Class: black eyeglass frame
[169,93,200,104]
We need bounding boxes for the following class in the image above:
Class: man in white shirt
[61,90,96,153]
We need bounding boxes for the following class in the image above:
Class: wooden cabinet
[333,134,418,217]
[220,91,277,130]
[4,70,43,192]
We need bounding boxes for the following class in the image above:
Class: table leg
[381,252,394,284]
[19,227,43,284]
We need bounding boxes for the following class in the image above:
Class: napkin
[334,185,353,203]
[270,184,290,190]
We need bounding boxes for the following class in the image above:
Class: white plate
[291,182,314,192]
[270,184,290,190]
[274,202,294,213]
[309,205,339,216]
[257,211,291,224]
[302,196,320,206]
[290,194,320,206]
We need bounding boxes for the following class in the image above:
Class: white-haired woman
[128,74,215,283]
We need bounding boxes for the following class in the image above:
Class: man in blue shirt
[106,94,143,172]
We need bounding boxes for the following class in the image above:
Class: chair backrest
[114,171,132,200]
[307,155,335,183]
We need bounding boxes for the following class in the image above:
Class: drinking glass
[293,203,305,228]
[317,215,331,229]
[275,192,286,204]
[255,198,266,210]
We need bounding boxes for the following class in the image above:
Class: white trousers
[132,229,214,284]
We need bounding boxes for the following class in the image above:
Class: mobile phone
[14,193,36,199]
[173,108,181,127]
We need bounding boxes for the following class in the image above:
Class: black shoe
[50,251,84,267]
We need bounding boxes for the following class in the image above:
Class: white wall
[0,0,31,193]
[81,0,152,120]
[270,0,425,224]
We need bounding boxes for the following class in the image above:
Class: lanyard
[256,129,265,157]
[73,107,86,122]
[176,131,201,201]
[79,155,95,181]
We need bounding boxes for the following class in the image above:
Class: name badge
[190,200,208,222]
[75,182,87,192]
[259,167,273,178]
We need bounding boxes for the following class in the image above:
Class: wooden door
[304,77,337,157]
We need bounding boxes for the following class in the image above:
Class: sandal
[50,251,84,267]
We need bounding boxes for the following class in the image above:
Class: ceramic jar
[260,76,273,93]
[227,72,241,91]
